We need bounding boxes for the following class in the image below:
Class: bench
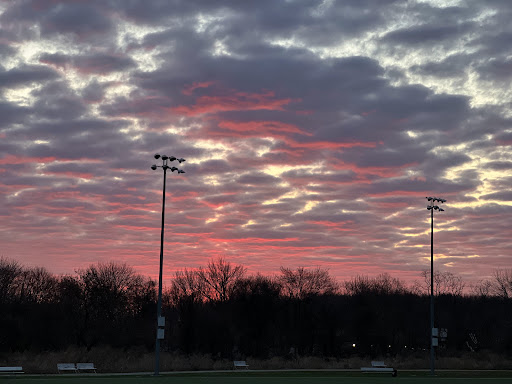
[77,363,97,373]
[233,360,249,370]
[57,363,78,373]
[361,361,397,377]
[0,366,24,374]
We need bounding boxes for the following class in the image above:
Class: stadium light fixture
[151,153,186,376]
[426,196,446,376]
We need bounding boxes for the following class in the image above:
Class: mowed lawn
[1,371,512,384]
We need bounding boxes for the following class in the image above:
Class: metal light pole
[151,153,186,376]
[426,196,445,376]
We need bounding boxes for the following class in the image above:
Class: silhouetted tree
[14,267,58,304]
[76,262,155,347]
[490,269,512,298]
[230,274,282,357]
[470,279,493,297]
[278,267,338,299]
[169,268,205,304]
[196,257,246,302]
[344,273,409,296]
[0,257,22,303]
[2,257,512,359]
[414,270,465,296]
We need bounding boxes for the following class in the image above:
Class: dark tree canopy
[1,257,512,360]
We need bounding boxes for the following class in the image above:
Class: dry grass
[1,347,511,373]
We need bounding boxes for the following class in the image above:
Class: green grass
[1,371,512,384]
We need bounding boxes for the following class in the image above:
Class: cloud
[477,58,512,82]
[480,191,512,201]
[0,0,511,285]
[382,21,475,46]
[41,3,113,39]
[410,54,471,79]
[0,65,59,88]
[40,52,136,75]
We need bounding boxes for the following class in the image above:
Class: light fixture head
[178,169,185,174]
[438,208,445,211]
[178,158,186,163]
[154,153,161,159]
[170,166,178,172]
[169,156,176,162]
[161,155,169,160]
[427,206,432,210]
[427,197,433,201]
[151,164,157,170]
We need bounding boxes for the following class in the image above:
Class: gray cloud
[40,3,113,38]
[40,52,136,74]
[480,191,512,201]
[0,65,59,88]
[382,22,475,46]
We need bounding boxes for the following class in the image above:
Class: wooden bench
[361,361,397,377]
[57,363,78,373]
[233,360,249,370]
[77,363,97,373]
[0,366,24,374]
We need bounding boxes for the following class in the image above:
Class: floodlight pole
[430,204,434,376]
[426,196,445,376]
[155,163,166,376]
[151,154,186,376]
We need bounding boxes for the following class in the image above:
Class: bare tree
[14,267,58,304]
[414,270,466,296]
[489,269,512,298]
[77,262,153,317]
[470,279,493,297]
[169,268,206,304]
[0,257,22,303]
[279,266,339,299]
[196,257,246,302]
[344,273,408,295]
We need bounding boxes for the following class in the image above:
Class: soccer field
[1,371,512,384]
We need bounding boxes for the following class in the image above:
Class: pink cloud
[182,81,216,95]
[307,221,354,231]
[218,120,311,136]
[173,90,297,116]
[42,171,94,179]
[0,155,57,165]
[209,237,300,244]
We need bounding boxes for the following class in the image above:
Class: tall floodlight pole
[151,153,186,376]
[426,196,446,376]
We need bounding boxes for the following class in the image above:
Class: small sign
[432,328,439,337]
[432,337,438,347]
[158,316,165,327]
[157,329,165,340]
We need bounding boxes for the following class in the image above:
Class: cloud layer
[1,0,511,285]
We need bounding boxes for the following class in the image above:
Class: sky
[1,0,511,287]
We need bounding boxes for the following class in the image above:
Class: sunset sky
[1,0,511,287]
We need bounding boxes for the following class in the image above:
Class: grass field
[2,370,512,384]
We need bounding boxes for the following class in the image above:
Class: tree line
[1,256,511,358]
